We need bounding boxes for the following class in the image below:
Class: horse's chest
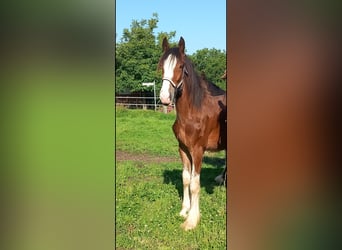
[172,119,206,145]
[172,115,223,151]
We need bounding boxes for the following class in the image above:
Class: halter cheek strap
[162,78,183,89]
[162,66,188,89]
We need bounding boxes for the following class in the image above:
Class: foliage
[115,13,176,94]
[115,13,227,94]
[189,48,227,90]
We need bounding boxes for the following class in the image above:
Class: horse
[158,37,227,230]
[215,69,228,185]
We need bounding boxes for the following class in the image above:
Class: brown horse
[158,37,226,230]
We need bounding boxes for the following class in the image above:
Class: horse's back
[207,81,226,97]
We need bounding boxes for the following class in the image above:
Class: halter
[162,66,188,89]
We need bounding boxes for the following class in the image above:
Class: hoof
[180,214,200,231]
[215,174,224,184]
[181,220,198,231]
[179,206,189,218]
[179,210,188,218]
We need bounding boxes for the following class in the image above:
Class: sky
[115,0,226,55]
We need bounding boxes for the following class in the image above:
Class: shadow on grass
[163,156,225,196]
[203,155,226,167]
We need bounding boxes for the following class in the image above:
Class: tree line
[115,13,226,95]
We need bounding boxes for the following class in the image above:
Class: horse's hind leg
[215,167,227,186]
[179,147,191,218]
[215,150,227,186]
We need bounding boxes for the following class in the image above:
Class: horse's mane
[184,56,226,108]
[183,57,205,108]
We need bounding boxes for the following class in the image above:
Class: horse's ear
[178,37,185,54]
[162,37,169,52]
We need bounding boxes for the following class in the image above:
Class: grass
[115,108,226,249]
[115,107,179,156]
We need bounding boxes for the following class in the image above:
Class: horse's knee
[182,169,191,185]
[190,174,200,193]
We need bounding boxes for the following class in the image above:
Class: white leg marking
[180,168,191,218]
[181,173,200,230]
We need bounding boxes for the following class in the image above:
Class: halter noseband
[162,66,188,89]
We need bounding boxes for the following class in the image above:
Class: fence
[115,96,175,113]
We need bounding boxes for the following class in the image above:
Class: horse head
[158,37,188,105]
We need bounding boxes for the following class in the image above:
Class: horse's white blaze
[159,81,171,104]
[159,55,177,104]
[163,55,177,79]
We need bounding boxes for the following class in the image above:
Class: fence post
[163,105,167,114]
[153,81,156,112]
[142,81,157,111]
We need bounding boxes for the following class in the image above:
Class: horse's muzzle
[159,80,172,105]
[160,95,171,105]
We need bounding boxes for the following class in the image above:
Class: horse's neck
[175,92,188,116]
[175,78,205,119]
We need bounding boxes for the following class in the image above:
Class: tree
[189,48,226,90]
[115,13,176,94]
[115,13,226,94]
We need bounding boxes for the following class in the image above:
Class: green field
[115,108,226,249]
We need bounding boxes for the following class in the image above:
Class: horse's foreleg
[180,168,191,218]
[181,169,200,230]
[179,147,191,218]
[181,149,202,230]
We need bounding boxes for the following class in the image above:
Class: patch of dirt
[115,150,179,164]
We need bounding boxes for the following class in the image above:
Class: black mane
[183,56,206,108]
[183,56,225,108]
[207,80,226,96]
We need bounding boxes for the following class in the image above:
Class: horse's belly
[206,128,226,151]
[206,135,221,151]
